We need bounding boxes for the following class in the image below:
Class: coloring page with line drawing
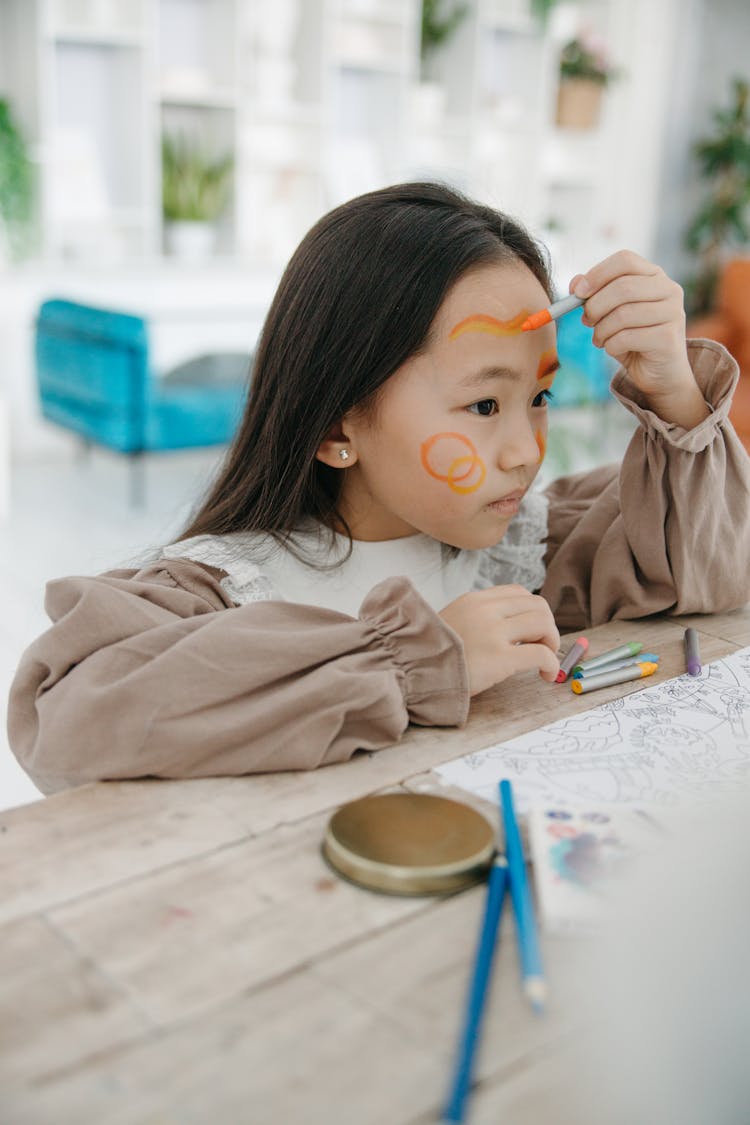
[435,646,750,813]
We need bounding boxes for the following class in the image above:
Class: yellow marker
[571,661,658,694]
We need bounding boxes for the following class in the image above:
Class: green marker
[574,641,643,674]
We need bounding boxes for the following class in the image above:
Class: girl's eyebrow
[458,356,560,389]
[537,355,561,381]
[458,365,525,388]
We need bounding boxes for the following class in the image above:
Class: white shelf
[2,0,675,273]
[158,89,238,109]
[49,26,146,45]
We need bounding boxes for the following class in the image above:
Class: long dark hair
[179,182,552,546]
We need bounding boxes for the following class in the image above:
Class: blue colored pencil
[442,856,509,1123]
[500,779,546,1013]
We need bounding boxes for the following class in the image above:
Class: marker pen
[521,294,584,333]
[556,636,588,683]
[571,661,658,694]
[572,654,659,679]
[684,628,702,676]
[575,642,643,673]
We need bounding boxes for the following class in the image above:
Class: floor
[0,403,636,812]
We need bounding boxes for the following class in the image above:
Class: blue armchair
[35,299,250,504]
[554,307,616,407]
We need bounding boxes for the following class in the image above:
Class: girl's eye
[467,398,498,417]
[532,388,554,409]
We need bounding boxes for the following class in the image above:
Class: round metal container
[322,792,496,896]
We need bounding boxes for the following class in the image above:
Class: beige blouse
[8,340,750,793]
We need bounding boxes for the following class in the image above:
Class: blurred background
[1,0,749,808]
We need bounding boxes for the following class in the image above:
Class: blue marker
[442,855,509,1122]
[500,780,545,1013]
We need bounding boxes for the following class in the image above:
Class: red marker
[556,636,589,683]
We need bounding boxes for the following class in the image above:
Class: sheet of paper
[436,646,750,813]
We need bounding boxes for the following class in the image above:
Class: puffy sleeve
[7,560,468,794]
[541,339,750,631]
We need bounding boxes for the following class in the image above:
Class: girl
[9,182,750,793]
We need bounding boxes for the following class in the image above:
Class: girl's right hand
[439,585,560,696]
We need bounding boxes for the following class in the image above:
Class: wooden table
[2,607,748,1124]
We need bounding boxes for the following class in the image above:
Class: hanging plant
[559,31,619,87]
[684,77,750,315]
[420,0,469,75]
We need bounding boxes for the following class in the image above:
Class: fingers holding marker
[580,274,672,325]
[587,302,683,353]
[525,253,674,336]
[598,323,684,363]
[510,643,561,684]
[570,254,685,335]
[439,587,561,696]
[566,250,700,424]
[480,590,560,652]
[502,603,561,652]
[569,249,661,300]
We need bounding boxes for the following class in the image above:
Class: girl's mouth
[485,490,525,516]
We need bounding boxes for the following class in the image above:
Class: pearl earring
[338,448,351,462]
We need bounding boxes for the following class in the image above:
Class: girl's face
[332,260,558,549]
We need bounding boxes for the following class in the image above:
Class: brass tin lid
[322,793,496,896]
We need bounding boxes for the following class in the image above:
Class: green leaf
[161,134,234,222]
[682,77,750,303]
[0,98,35,259]
[421,0,469,61]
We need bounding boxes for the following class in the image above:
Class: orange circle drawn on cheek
[447,455,487,494]
[420,432,486,495]
[535,429,546,462]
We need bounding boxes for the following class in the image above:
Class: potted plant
[0,98,35,264]
[684,77,750,315]
[556,30,618,129]
[413,0,469,127]
[161,133,234,260]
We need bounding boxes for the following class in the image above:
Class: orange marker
[521,294,584,332]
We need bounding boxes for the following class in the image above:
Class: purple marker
[684,627,701,676]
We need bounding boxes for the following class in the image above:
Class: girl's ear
[315,421,358,468]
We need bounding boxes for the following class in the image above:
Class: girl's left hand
[570,250,709,429]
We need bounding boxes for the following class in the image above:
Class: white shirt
[162,490,549,617]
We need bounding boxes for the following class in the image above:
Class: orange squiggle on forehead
[448,312,529,341]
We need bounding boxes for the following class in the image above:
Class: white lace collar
[162,489,549,611]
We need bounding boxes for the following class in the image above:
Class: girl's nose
[497,418,541,471]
